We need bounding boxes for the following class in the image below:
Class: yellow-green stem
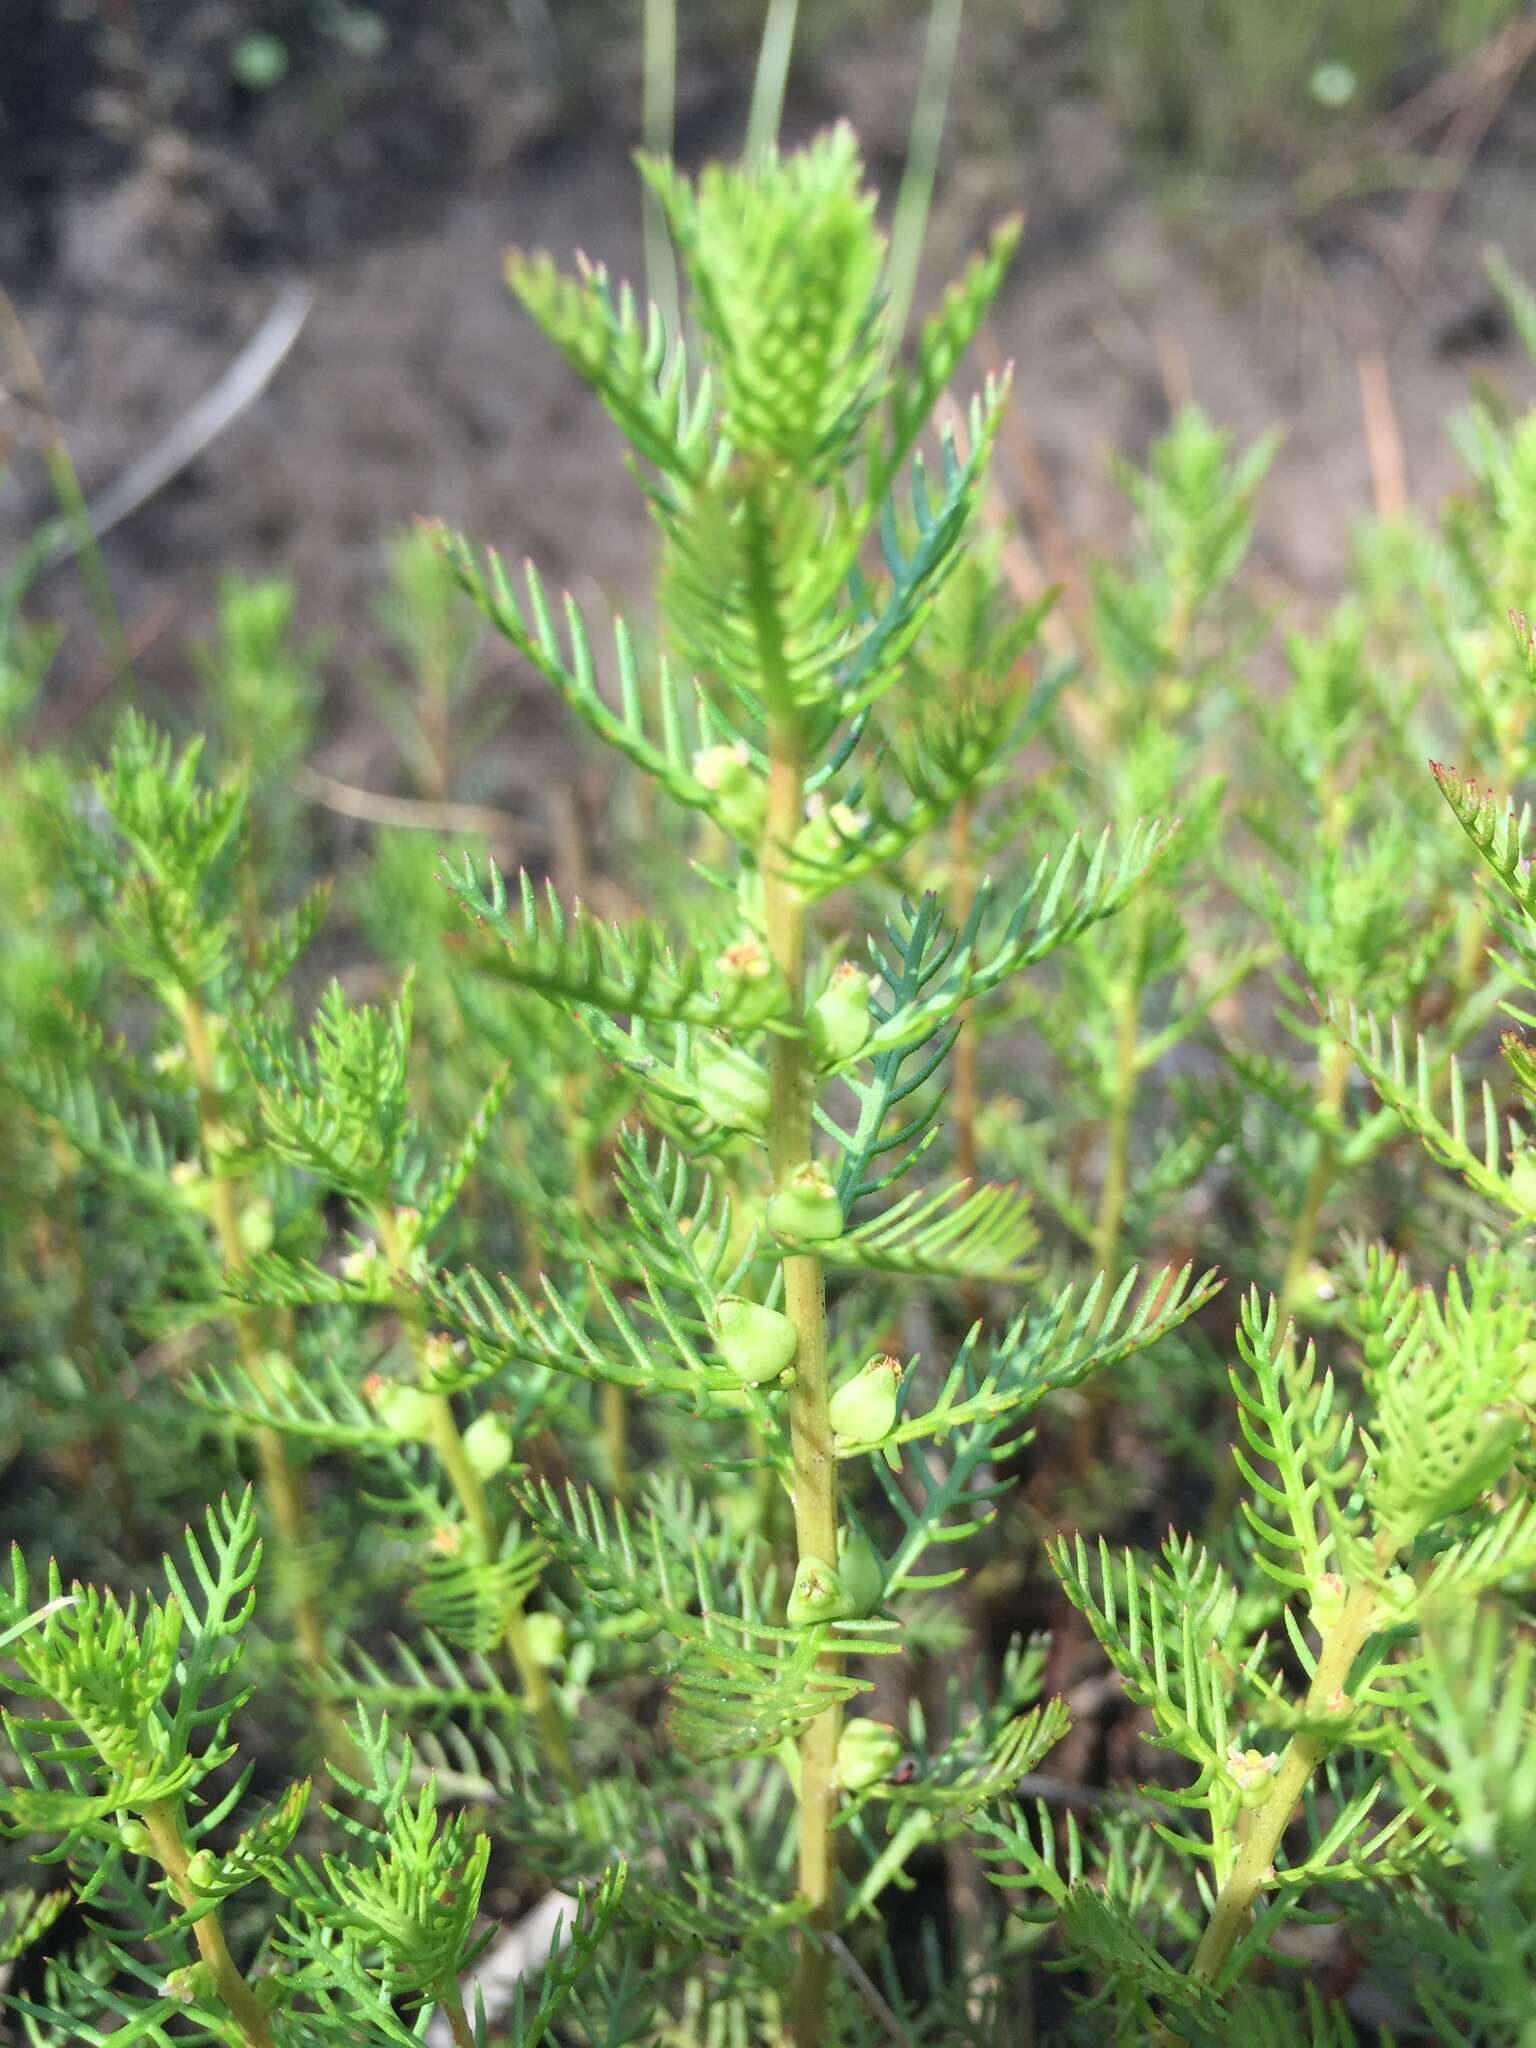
[1188,1575,1381,1989]
[375,1207,579,1795]
[438,1985,477,2048]
[1277,1038,1352,1325]
[566,1076,630,1501]
[142,1799,274,2048]
[181,997,332,1693]
[763,723,841,2048]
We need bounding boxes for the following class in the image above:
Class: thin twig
[33,282,314,575]
[1356,343,1407,520]
[822,1932,916,2048]
[294,764,521,846]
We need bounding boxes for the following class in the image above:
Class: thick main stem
[376,1207,579,1795]
[763,724,842,2048]
[142,1798,274,2047]
[1188,1575,1380,1988]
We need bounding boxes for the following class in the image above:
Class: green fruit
[1308,1571,1346,1633]
[838,1527,884,1614]
[836,1718,904,1791]
[713,1295,798,1383]
[238,1196,275,1256]
[462,1411,514,1480]
[524,1611,566,1667]
[693,743,766,840]
[786,1555,856,1626]
[792,802,864,877]
[810,963,873,1065]
[372,1383,437,1442]
[694,1038,771,1131]
[766,1162,844,1243]
[162,1960,218,2005]
[1225,1744,1280,1810]
[1372,1570,1416,1627]
[829,1354,903,1448]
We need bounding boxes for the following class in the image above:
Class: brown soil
[6,4,1536,821]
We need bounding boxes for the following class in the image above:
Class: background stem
[376,1205,579,1795]
[180,996,334,1706]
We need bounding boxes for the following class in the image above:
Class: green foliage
[7,85,1536,2048]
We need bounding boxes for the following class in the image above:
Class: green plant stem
[565,1076,630,1501]
[437,1984,477,2048]
[641,0,680,339]
[1277,1036,1351,1324]
[375,1205,579,1796]
[1091,954,1143,1288]
[141,1798,274,2048]
[949,800,980,1190]
[1188,1574,1380,1989]
[763,720,841,2048]
[180,996,332,1693]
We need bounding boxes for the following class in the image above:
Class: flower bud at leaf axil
[162,1962,217,2006]
[829,1354,903,1449]
[838,1526,884,1615]
[524,1611,566,1668]
[694,1038,771,1132]
[712,1295,798,1383]
[693,743,766,841]
[1307,1572,1346,1633]
[118,1819,152,1857]
[767,1162,843,1243]
[370,1381,437,1442]
[237,1196,275,1257]
[714,934,772,987]
[184,1848,219,1892]
[836,1718,904,1792]
[462,1410,514,1480]
[792,801,864,877]
[1225,1744,1280,1809]
[1372,1570,1417,1629]
[810,962,874,1065]
[786,1555,856,1626]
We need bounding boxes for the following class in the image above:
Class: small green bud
[162,1962,217,2006]
[118,1819,152,1856]
[185,1848,219,1891]
[694,1038,771,1132]
[810,962,874,1065]
[1372,1570,1416,1627]
[693,743,766,840]
[836,1718,904,1791]
[792,801,865,877]
[1225,1743,1280,1809]
[712,1295,798,1383]
[1512,1147,1536,1214]
[767,1162,843,1243]
[1308,1571,1346,1633]
[524,1611,566,1667]
[838,1527,884,1615]
[829,1354,904,1449]
[462,1410,513,1480]
[370,1381,437,1442]
[715,935,772,986]
[786,1555,856,1626]
[238,1196,275,1256]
